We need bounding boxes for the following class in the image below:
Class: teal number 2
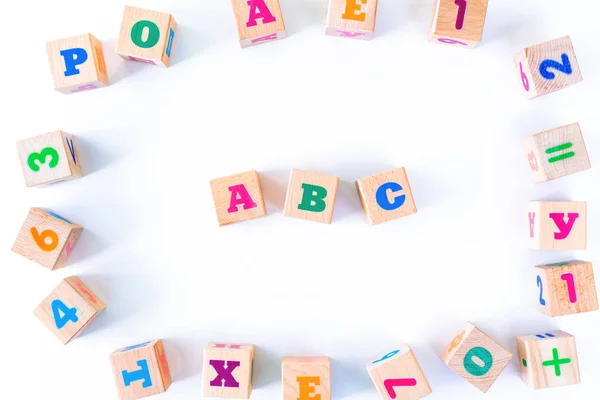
[51,299,78,329]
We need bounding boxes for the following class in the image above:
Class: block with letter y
[528,201,586,250]
[203,343,255,399]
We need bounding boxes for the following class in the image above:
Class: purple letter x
[209,360,241,387]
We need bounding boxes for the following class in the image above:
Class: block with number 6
[429,0,489,48]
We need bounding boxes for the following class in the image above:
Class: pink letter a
[549,213,579,240]
[246,0,277,27]
[228,184,257,213]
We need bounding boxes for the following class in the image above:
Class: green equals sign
[546,143,575,163]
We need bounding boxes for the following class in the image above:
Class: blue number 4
[52,299,78,329]
[539,54,572,80]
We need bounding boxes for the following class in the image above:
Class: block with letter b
[46,33,109,94]
[282,357,331,400]
[283,169,339,224]
[203,343,255,399]
[528,201,586,250]
[12,208,83,270]
[429,0,489,48]
[514,36,583,99]
[535,261,598,317]
[440,323,512,393]
[210,170,267,226]
[116,6,177,67]
[33,276,105,344]
[231,0,286,47]
[517,331,580,389]
[110,340,172,399]
[326,0,379,40]
[367,345,432,400]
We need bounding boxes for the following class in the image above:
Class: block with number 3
[528,201,586,250]
[203,343,255,399]
[429,0,489,48]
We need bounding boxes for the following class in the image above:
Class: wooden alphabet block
[17,130,82,187]
[116,6,177,67]
[210,170,267,226]
[534,261,598,317]
[283,169,339,224]
[46,33,109,94]
[33,276,105,344]
[282,357,331,400]
[528,201,586,250]
[110,340,172,400]
[231,0,286,47]
[440,323,512,393]
[514,36,583,99]
[517,331,580,389]
[203,343,254,399]
[355,167,417,225]
[429,0,489,48]
[367,345,432,400]
[326,0,379,40]
[523,123,591,183]
[12,208,83,270]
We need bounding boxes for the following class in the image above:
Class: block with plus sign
[528,201,587,250]
[517,331,580,389]
[203,343,255,399]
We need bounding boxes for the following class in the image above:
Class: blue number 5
[539,54,572,80]
[537,276,546,306]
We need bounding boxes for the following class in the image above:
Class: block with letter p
[231,0,286,47]
[283,169,339,224]
[203,343,255,399]
[282,357,331,400]
[210,170,267,226]
[326,0,379,40]
[429,0,489,48]
[528,201,586,250]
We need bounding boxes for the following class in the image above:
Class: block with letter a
[210,170,267,226]
[326,0,379,40]
[528,202,586,250]
[230,0,286,47]
[203,343,255,398]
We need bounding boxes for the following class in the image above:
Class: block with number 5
[12,208,83,270]
[429,0,489,48]
[33,276,105,344]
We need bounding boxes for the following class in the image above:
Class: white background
[1,0,599,399]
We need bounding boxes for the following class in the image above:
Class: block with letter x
[528,201,586,250]
[203,343,255,399]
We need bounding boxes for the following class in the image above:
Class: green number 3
[27,147,60,172]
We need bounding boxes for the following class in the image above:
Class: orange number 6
[31,227,59,252]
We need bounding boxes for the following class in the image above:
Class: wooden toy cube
[283,169,339,224]
[209,170,267,226]
[203,343,254,399]
[33,276,105,344]
[116,6,177,67]
[326,0,379,40]
[231,0,286,47]
[282,357,331,400]
[110,340,172,400]
[528,201,586,250]
[514,36,583,99]
[535,261,598,317]
[517,331,580,389]
[12,208,83,270]
[367,345,432,400]
[17,130,82,187]
[356,167,417,225]
[428,0,489,48]
[440,322,512,393]
[46,33,109,94]
[523,123,591,183]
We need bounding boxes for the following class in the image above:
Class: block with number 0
[429,0,489,48]
[12,208,83,270]
[33,276,105,344]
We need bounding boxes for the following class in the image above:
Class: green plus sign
[542,348,571,377]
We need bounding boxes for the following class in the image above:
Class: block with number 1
[429,0,489,48]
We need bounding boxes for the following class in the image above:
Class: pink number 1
[454,0,467,30]
[560,273,577,303]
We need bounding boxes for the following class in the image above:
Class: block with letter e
[231,0,286,47]
[528,201,586,250]
[210,170,267,226]
[203,343,255,399]
[282,356,331,400]
[326,0,379,40]
[283,169,339,224]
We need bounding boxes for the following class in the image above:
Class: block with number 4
[203,343,255,399]
[367,345,432,400]
[33,276,105,344]
[110,340,172,400]
[515,36,583,99]
[284,169,339,224]
[429,0,489,48]
[282,357,331,400]
[231,0,286,47]
[210,170,267,226]
[326,0,380,40]
[12,208,83,270]
[535,261,598,317]
[528,201,586,250]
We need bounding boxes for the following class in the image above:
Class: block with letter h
[429,0,489,48]
[367,345,432,400]
[110,339,172,399]
[12,208,83,270]
[282,357,331,400]
[517,331,580,389]
[284,169,339,224]
[33,276,105,344]
[203,343,255,399]
[46,33,109,94]
[528,201,586,250]
[535,261,598,317]
[515,36,583,99]
[231,0,286,47]
[210,170,267,226]
[440,323,512,393]
[116,6,177,67]
[326,0,379,40]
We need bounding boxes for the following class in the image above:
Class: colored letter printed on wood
[356,167,417,225]
[210,170,267,226]
[517,331,580,389]
[283,169,339,224]
[116,6,177,67]
[535,261,598,317]
[33,276,105,344]
[282,357,331,400]
[429,0,489,48]
[203,343,255,399]
[326,0,379,40]
[231,0,286,47]
[12,208,83,270]
[367,345,432,400]
[528,201,586,250]
[514,36,582,99]
[46,33,109,94]
[440,323,512,393]
[110,339,172,400]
